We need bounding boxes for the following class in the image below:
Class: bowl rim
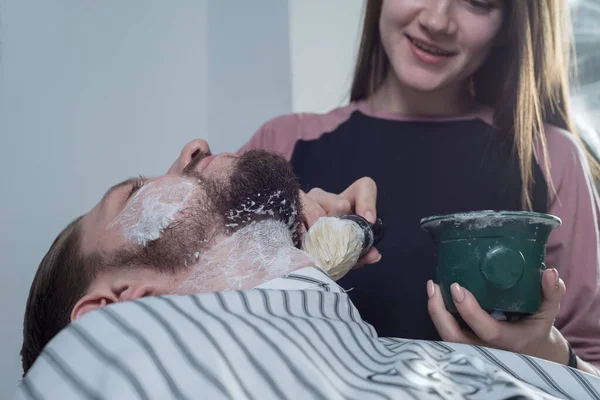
[420,210,562,229]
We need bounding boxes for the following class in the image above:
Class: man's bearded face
[105,149,303,272]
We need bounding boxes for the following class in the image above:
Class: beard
[219,149,303,245]
[109,149,303,272]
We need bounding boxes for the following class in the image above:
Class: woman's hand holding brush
[299,177,382,267]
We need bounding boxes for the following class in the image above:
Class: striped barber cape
[14,267,600,400]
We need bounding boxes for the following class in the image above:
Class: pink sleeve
[237,104,358,159]
[237,114,302,161]
[541,125,600,366]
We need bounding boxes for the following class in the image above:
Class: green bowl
[420,211,561,317]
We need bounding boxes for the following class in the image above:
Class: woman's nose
[418,0,457,36]
[167,139,212,175]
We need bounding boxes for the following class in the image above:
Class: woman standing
[239,0,600,374]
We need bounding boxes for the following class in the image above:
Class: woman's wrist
[542,327,571,366]
[539,328,600,376]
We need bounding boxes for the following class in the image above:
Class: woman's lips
[406,34,455,55]
[405,34,456,65]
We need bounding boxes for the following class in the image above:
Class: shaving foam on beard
[108,179,195,246]
[302,214,384,280]
[174,219,315,293]
[224,190,301,245]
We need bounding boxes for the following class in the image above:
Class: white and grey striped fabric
[14,267,600,400]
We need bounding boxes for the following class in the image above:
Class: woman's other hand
[427,268,572,365]
[300,177,381,266]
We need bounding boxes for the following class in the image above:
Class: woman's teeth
[409,37,452,56]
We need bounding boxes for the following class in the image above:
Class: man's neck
[175,220,315,293]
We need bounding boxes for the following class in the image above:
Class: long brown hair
[351,0,600,210]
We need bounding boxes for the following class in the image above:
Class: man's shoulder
[28,286,355,366]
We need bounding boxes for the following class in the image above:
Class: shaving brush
[302,214,384,280]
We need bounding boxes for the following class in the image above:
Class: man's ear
[71,291,117,322]
[70,284,157,322]
[117,284,157,302]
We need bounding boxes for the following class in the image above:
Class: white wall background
[288,0,364,113]
[0,0,294,396]
[207,1,293,153]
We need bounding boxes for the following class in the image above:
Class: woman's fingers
[299,190,327,228]
[430,269,568,356]
[306,188,352,216]
[354,248,382,268]
[340,177,378,223]
[449,283,513,345]
[537,268,566,319]
[427,281,477,344]
[301,177,378,227]
[302,188,352,228]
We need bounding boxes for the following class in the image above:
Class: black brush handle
[340,214,385,253]
[372,214,385,247]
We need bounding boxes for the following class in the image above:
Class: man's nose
[418,0,457,36]
[167,139,212,175]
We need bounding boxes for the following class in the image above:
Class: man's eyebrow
[99,177,138,210]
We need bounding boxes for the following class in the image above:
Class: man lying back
[19,139,600,399]
[21,140,314,373]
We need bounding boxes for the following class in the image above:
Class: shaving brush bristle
[302,217,365,280]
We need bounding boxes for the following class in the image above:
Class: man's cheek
[109,180,195,246]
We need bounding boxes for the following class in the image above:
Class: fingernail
[451,283,465,303]
[365,211,375,224]
[548,268,559,289]
[427,280,435,298]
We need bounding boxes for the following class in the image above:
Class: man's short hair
[21,216,102,374]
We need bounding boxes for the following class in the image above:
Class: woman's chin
[401,76,448,93]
